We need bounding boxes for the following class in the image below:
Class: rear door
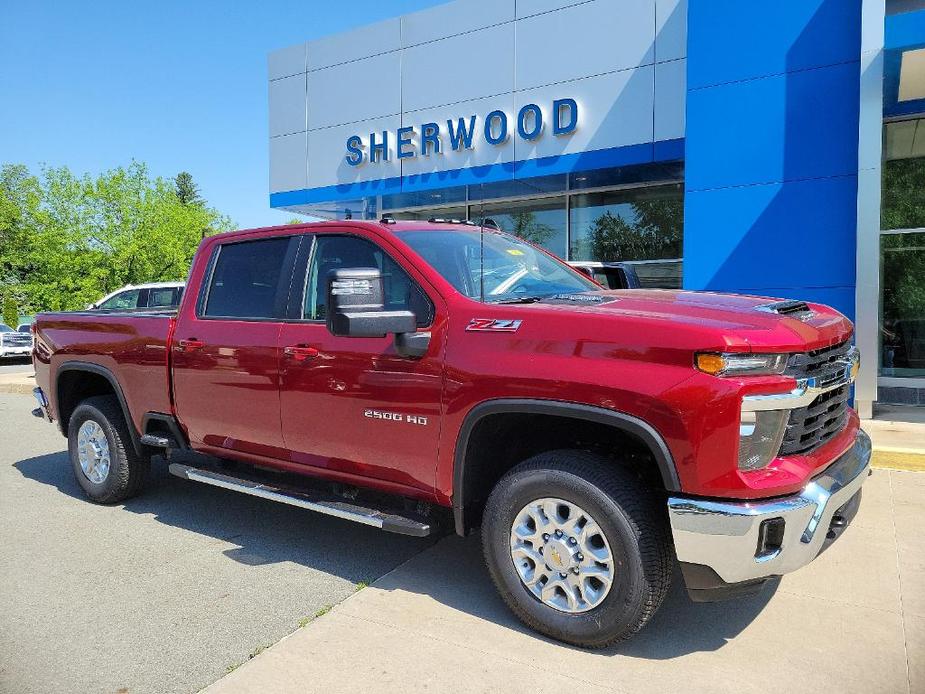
[172,234,300,457]
[277,231,446,494]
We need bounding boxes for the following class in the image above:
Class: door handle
[178,338,205,352]
[284,345,320,362]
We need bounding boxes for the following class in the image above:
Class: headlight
[738,409,789,471]
[695,352,788,377]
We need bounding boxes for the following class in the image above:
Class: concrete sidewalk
[0,370,34,395]
[206,469,923,694]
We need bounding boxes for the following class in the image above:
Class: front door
[172,234,300,457]
[278,232,445,494]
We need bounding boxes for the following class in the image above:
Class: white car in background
[88,282,185,311]
[0,324,32,359]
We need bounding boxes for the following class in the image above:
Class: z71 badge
[466,318,523,333]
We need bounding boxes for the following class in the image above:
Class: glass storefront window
[471,197,568,259]
[880,231,925,378]
[882,119,925,230]
[568,184,683,263]
[389,206,468,221]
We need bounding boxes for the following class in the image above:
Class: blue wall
[683,1,863,319]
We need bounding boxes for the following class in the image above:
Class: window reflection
[880,232,925,378]
[471,197,568,259]
[569,184,683,262]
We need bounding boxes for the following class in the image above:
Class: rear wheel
[481,450,672,648]
[67,395,150,503]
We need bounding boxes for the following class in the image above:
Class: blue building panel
[684,1,863,321]
[686,61,860,192]
[687,0,862,90]
[684,175,858,291]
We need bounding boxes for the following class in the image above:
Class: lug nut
[569,537,577,545]
[577,553,583,561]
[555,529,563,537]
[560,572,567,579]
[543,533,550,541]
[573,567,580,574]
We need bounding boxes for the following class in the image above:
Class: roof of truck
[211,219,497,241]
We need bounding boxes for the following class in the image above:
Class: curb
[0,382,34,396]
[871,447,925,473]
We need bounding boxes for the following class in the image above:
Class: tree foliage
[586,198,683,262]
[174,171,203,206]
[0,162,234,313]
[2,296,17,328]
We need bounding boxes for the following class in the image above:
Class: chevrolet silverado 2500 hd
[31,220,869,647]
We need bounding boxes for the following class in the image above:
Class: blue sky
[0,0,444,229]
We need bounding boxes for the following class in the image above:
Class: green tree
[174,171,202,206]
[587,198,683,262]
[2,296,17,328]
[0,161,235,312]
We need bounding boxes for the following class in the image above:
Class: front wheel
[481,450,672,648]
[68,395,150,504]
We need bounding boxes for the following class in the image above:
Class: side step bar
[168,463,433,537]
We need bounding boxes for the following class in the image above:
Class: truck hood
[534,289,853,352]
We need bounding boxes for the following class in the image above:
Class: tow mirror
[326,268,417,338]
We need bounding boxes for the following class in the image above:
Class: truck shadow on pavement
[15,450,777,659]
[13,451,436,584]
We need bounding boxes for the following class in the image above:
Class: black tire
[67,395,150,504]
[481,450,672,648]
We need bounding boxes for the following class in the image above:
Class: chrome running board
[168,463,433,537]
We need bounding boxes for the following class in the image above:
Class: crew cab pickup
[31,220,869,647]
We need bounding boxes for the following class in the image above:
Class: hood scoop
[755,300,814,319]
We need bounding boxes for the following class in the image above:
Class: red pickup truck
[31,219,869,647]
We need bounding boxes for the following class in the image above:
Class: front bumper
[0,346,30,357]
[668,429,871,598]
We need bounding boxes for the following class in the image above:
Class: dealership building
[268,0,925,416]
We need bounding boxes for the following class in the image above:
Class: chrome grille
[779,341,853,456]
[2,334,31,347]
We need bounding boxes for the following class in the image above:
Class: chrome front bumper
[668,429,871,586]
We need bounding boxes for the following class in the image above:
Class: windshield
[395,229,598,303]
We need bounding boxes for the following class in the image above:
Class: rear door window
[203,237,295,319]
[98,289,141,310]
[148,287,180,308]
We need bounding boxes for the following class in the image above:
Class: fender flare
[452,399,681,535]
[56,361,144,456]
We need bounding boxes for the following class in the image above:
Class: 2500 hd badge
[364,409,428,426]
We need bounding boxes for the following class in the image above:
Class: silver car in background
[0,324,32,359]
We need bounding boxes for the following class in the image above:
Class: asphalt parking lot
[0,393,434,694]
[0,357,32,375]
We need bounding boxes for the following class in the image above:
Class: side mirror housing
[325,268,417,338]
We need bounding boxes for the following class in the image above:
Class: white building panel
[399,93,516,178]
[513,67,655,161]
[268,74,306,137]
[654,58,686,141]
[268,42,307,81]
[308,52,402,130]
[269,132,307,193]
[515,0,655,91]
[402,23,515,112]
[307,115,403,189]
[269,0,688,196]
[307,17,401,71]
[655,0,687,62]
[401,0,514,46]
[515,0,587,19]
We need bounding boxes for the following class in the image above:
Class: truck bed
[33,311,175,432]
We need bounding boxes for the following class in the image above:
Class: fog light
[756,517,785,559]
[738,408,788,471]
